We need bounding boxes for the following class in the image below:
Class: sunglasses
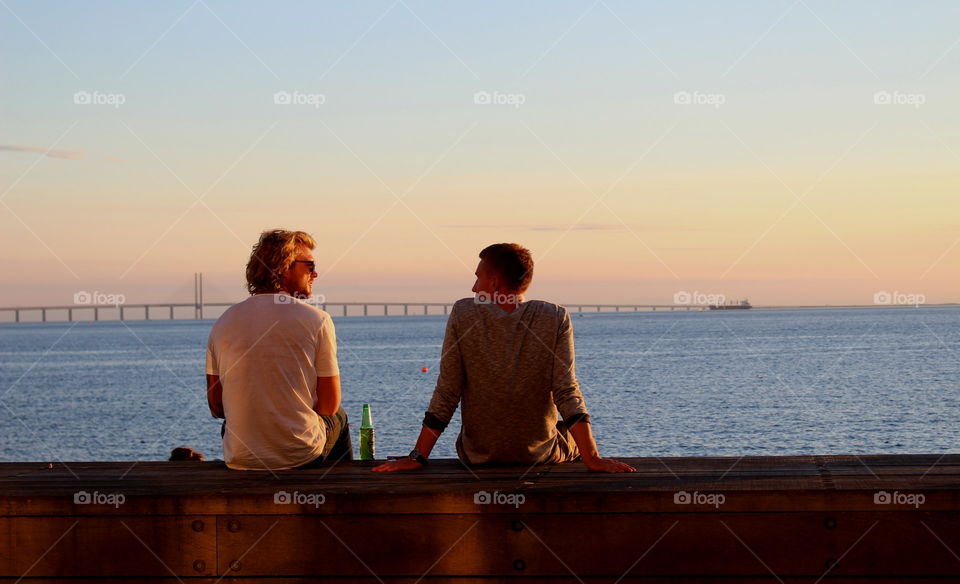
[292,260,316,273]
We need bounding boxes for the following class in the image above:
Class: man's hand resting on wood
[372,458,424,472]
[583,456,637,473]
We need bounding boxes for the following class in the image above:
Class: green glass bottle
[359,404,375,461]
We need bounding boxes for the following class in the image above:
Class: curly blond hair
[245,229,316,294]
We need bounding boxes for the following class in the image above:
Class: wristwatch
[408,448,428,466]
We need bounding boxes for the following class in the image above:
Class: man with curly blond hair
[206,229,352,470]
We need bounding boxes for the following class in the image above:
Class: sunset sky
[1,1,958,307]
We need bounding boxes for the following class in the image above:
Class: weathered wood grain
[0,455,957,580]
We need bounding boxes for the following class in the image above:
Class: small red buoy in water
[421,367,429,373]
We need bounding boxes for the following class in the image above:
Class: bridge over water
[0,302,706,323]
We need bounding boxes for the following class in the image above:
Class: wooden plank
[2,456,959,516]
[0,516,215,578]
[215,512,960,577]
[5,490,958,517]
[0,450,956,581]
[2,456,958,500]
[2,578,957,583]
[827,512,960,575]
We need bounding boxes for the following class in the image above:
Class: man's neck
[496,293,523,313]
[254,289,296,297]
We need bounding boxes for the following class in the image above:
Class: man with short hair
[206,229,352,470]
[373,243,635,473]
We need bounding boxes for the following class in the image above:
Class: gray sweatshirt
[424,298,591,464]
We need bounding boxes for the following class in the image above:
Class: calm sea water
[0,306,957,462]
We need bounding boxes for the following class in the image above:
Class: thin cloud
[0,145,84,160]
[529,223,625,232]
[442,223,708,232]
[442,223,624,232]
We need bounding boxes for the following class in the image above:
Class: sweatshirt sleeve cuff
[423,411,449,431]
[563,412,591,427]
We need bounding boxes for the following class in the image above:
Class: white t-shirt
[205,294,339,470]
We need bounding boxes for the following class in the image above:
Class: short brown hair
[245,229,316,294]
[479,243,534,293]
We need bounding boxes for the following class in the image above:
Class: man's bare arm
[206,374,224,419]
[314,375,341,417]
[568,421,636,473]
